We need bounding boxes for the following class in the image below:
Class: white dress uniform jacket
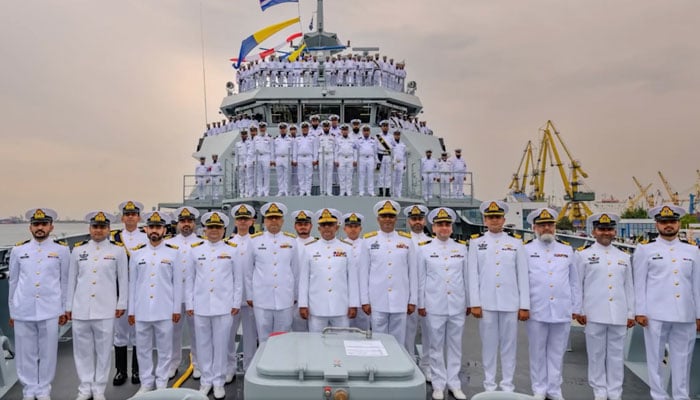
[246,231,299,310]
[468,232,530,312]
[298,238,360,316]
[417,239,469,315]
[359,231,418,313]
[128,243,183,321]
[185,240,243,315]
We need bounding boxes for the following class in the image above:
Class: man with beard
[209,154,224,200]
[634,204,700,400]
[288,124,299,195]
[359,200,417,345]
[186,211,242,399]
[273,123,293,196]
[450,149,467,198]
[66,211,128,400]
[226,204,258,380]
[421,150,438,200]
[349,119,363,141]
[468,201,529,393]
[343,213,369,331]
[298,208,359,332]
[128,211,183,395]
[317,120,336,196]
[165,206,201,380]
[234,130,250,198]
[335,124,357,196]
[375,120,393,197]
[111,200,147,386]
[292,122,318,196]
[356,125,379,196]
[524,208,581,400]
[246,202,299,342]
[9,208,70,400]
[391,130,407,196]
[245,125,258,197]
[254,122,273,196]
[290,209,315,332]
[574,212,634,400]
[195,156,209,199]
[402,205,431,376]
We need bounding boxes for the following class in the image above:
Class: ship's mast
[316,0,324,33]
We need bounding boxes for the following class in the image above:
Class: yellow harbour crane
[508,141,538,200]
[658,171,680,205]
[631,176,655,209]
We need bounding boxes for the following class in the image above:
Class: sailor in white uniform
[209,154,224,200]
[290,209,315,332]
[111,200,147,386]
[246,203,299,342]
[298,208,359,332]
[574,212,634,400]
[391,130,407,196]
[359,200,418,345]
[417,207,468,400]
[375,121,393,196]
[633,204,700,400]
[66,211,128,400]
[254,122,273,196]
[524,208,581,400]
[437,152,452,198]
[309,115,323,137]
[356,125,378,196]
[468,201,530,393]
[292,122,318,196]
[165,206,201,379]
[195,156,209,199]
[226,204,258,378]
[450,149,467,197]
[273,123,293,196]
[128,211,183,394]
[421,150,438,200]
[234,130,250,197]
[9,208,70,400]
[185,211,243,399]
[402,205,431,366]
[288,124,300,195]
[317,120,336,196]
[245,125,258,197]
[343,213,370,331]
[334,124,357,196]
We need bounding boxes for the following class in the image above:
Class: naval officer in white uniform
[417,207,468,400]
[633,204,700,400]
[246,202,299,342]
[343,213,370,331]
[186,211,243,399]
[290,209,315,332]
[468,201,530,393]
[165,206,201,379]
[574,212,634,400]
[524,208,581,400]
[128,211,183,394]
[9,208,70,400]
[298,208,359,332]
[66,211,128,400]
[359,200,418,345]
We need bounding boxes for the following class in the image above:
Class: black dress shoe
[131,372,140,385]
[112,370,127,386]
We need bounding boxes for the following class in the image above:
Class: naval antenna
[316,0,324,33]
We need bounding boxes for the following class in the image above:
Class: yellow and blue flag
[235,17,300,68]
[260,0,298,12]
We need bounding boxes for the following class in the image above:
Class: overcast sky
[1,0,699,219]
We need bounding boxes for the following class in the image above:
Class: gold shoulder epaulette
[165,243,179,250]
[283,231,297,238]
[398,231,412,238]
[305,238,319,245]
[523,238,533,245]
[363,231,378,239]
[338,238,352,246]
[131,243,147,251]
[54,239,68,246]
[458,240,467,245]
[191,241,205,248]
[163,234,173,240]
[110,240,124,247]
[73,240,88,247]
[250,232,264,238]
[507,231,522,239]
[418,240,432,246]
[471,233,482,239]
[555,238,570,246]
[15,239,30,246]
[225,240,238,248]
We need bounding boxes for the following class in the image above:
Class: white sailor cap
[526,208,558,225]
[648,203,685,221]
[428,207,456,224]
[85,210,115,226]
[321,120,330,127]
[342,212,364,225]
[340,124,349,130]
[329,114,339,121]
[261,202,287,218]
[26,208,57,223]
[278,122,288,129]
[259,121,267,128]
[588,212,619,228]
[316,208,340,224]
[300,122,310,128]
[249,123,258,130]
[403,205,428,218]
[175,206,200,221]
[310,114,320,121]
[351,119,361,125]
[119,200,144,215]
[142,210,169,226]
[289,124,298,130]
[373,200,400,216]
[480,200,508,216]
[361,124,371,131]
[231,204,255,219]
[291,209,313,223]
[201,211,229,227]
[379,120,390,126]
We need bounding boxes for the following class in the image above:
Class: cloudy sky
[1,0,699,219]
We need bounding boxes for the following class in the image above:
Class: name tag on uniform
[554,253,568,258]
[501,245,516,252]
[103,255,116,260]
[617,260,628,266]
[47,252,60,259]
[197,256,206,261]
[530,253,540,258]
[651,254,663,260]
[450,254,464,258]
[137,260,146,265]
[160,259,173,266]
[20,253,29,259]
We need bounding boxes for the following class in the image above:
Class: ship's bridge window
[302,104,341,122]
[376,105,404,125]
[344,104,371,124]
[240,104,266,122]
[270,104,298,124]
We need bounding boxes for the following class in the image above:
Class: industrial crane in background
[658,171,680,205]
[631,176,656,209]
[508,141,537,201]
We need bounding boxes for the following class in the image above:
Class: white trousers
[418,314,432,373]
[245,162,256,197]
[358,157,375,195]
[73,318,114,397]
[195,177,207,199]
[320,157,334,195]
[171,304,197,374]
[275,158,289,195]
[211,175,223,200]
[526,320,570,399]
[377,156,391,188]
[371,311,407,346]
[290,165,299,195]
[228,304,258,373]
[114,312,135,346]
[135,320,173,389]
[308,315,349,333]
[255,156,271,195]
[392,162,404,196]
[253,307,294,343]
[337,157,354,195]
[235,165,246,198]
[452,173,465,197]
[422,174,434,199]
[14,318,59,398]
[296,155,313,195]
[584,322,626,400]
[427,313,465,391]
[195,314,232,387]
[643,319,696,400]
[479,310,518,392]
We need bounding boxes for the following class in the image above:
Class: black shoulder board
[15,239,30,246]
[191,241,205,248]
[110,240,124,247]
[470,233,483,239]
[165,243,179,250]
[131,243,147,251]
[54,239,68,246]
[418,240,432,246]
[73,240,88,247]
[576,242,593,252]
[555,238,570,246]
[507,231,522,239]
[305,238,319,245]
